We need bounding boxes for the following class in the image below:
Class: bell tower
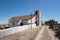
[35,10,40,26]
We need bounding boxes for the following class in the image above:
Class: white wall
[21,16,36,25]
[0,24,36,38]
[28,16,36,24]
[39,10,41,26]
[18,20,22,25]
[9,20,22,27]
[9,22,18,27]
[21,20,28,25]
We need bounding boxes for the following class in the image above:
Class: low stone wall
[0,24,36,38]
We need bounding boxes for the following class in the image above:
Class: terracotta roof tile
[9,15,35,22]
[0,24,9,28]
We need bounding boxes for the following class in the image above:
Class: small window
[20,22,23,26]
[13,23,14,25]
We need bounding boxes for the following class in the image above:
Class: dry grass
[0,27,42,40]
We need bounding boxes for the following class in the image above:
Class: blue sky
[0,0,60,24]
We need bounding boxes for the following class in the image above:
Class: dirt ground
[0,27,42,40]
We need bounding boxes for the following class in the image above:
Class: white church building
[8,10,41,27]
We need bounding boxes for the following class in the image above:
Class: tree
[45,19,58,29]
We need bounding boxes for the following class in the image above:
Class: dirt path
[47,26,59,40]
[40,26,51,40]
[35,26,58,40]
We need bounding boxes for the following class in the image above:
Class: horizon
[0,0,60,24]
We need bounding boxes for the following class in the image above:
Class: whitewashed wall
[9,22,18,27]
[9,20,22,27]
[21,20,28,25]
[0,24,36,38]
[28,16,36,24]
[18,20,22,25]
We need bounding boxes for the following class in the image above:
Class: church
[8,10,41,27]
